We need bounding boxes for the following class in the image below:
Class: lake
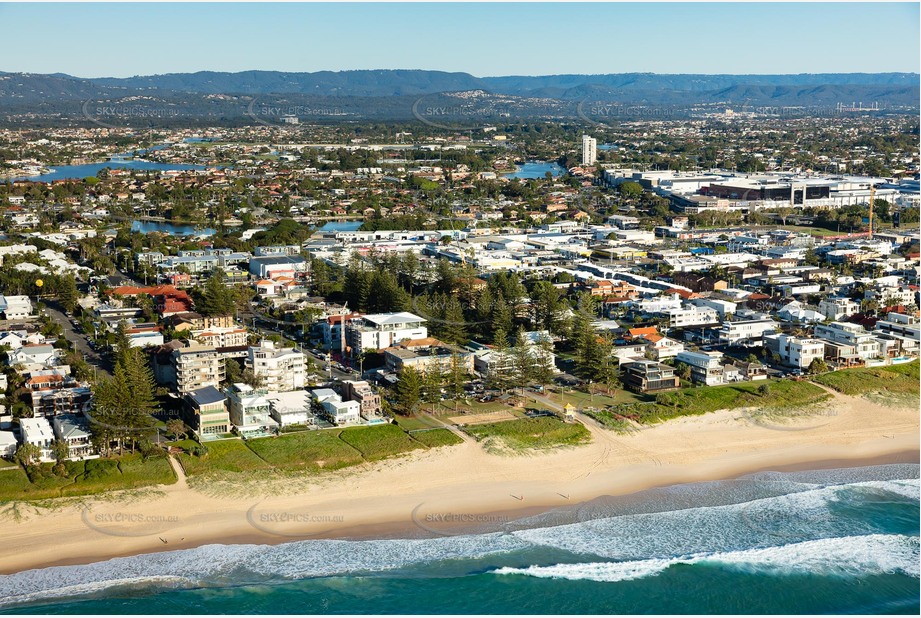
[13,144,207,182]
[131,220,216,237]
[319,221,364,232]
[503,161,566,180]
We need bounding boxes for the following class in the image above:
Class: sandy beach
[0,389,917,575]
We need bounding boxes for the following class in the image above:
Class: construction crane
[868,183,875,239]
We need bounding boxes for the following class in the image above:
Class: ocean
[1,464,918,614]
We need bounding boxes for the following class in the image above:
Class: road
[43,302,112,379]
[242,303,354,381]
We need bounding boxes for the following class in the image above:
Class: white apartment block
[226,383,277,434]
[582,134,597,166]
[311,388,360,426]
[813,321,883,361]
[818,297,859,321]
[172,343,225,395]
[347,312,428,356]
[20,416,55,462]
[765,333,826,369]
[246,341,306,391]
[690,297,737,319]
[191,326,249,349]
[717,318,777,344]
[675,350,726,386]
[664,306,719,329]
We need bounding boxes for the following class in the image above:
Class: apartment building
[813,322,882,361]
[384,338,475,375]
[664,306,719,329]
[183,385,230,437]
[265,390,315,427]
[172,343,225,394]
[246,341,306,391]
[717,318,777,345]
[621,361,680,393]
[30,385,93,417]
[311,388,360,426]
[190,326,249,349]
[818,297,860,321]
[764,333,826,369]
[226,383,278,435]
[676,350,727,386]
[20,417,55,461]
[342,380,383,420]
[347,312,428,356]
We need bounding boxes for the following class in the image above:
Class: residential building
[31,385,93,417]
[226,383,278,436]
[621,361,680,393]
[52,414,95,459]
[246,341,306,391]
[383,338,475,375]
[675,350,726,386]
[183,385,230,437]
[20,417,55,461]
[0,431,16,458]
[190,326,249,349]
[342,380,383,420]
[764,333,826,369]
[717,318,777,345]
[663,306,719,329]
[347,312,428,356]
[813,321,882,361]
[173,343,225,394]
[818,297,860,321]
[266,390,315,427]
[0,295,33,320]
[581,134,597,166]
[311,388,360,426]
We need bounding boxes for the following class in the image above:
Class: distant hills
[0,69,917,126]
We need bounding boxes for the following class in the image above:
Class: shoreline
[0,390,917,575]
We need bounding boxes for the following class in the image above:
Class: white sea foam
[0,534,530,607]
[494,534,921,582]
[511,477,920,560]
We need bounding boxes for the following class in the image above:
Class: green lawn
[339,424,425,461]
[812,361,920,397]
[587,379,831,427]
[176,439,271,476]
[408,428,465,448]
[393,414,441,431]
[463,416,591,453]
[246,430,363,472]
[0,454,177,502]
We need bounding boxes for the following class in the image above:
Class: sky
[0,2,918,77]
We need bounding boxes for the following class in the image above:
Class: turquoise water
[14,159,206,183]
[319,221,364,232]
[130,221,216,237]
[14,144,207,182]
[1,464,917,614]
[504,161,565,179]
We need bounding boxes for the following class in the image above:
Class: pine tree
[57,274,79,314]
[394,366,424,415]
[439,295,468,344]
